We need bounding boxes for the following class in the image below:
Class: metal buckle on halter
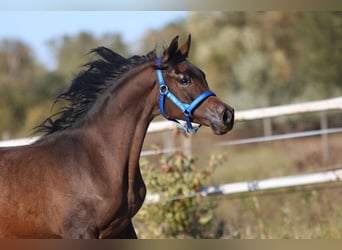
[184,111,198,134]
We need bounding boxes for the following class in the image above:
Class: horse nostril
[222,108,234,125]
[222,110,228,123]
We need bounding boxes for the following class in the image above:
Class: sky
[0,11,188,69]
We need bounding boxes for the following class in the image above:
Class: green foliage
[0,32,129,138]
[48,32,129,79]
[295,12,342,99]
[142,12,342,109]
[140,22,188,55]
[135,153,225,239]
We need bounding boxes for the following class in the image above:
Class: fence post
[263,117,272,137]
[320,112,329,164]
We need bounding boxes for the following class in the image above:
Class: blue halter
[156,58,216,134]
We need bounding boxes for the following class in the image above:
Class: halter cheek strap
[156,58,216,134]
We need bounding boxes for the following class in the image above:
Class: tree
[174,12,342,108]
[0,39,46,138]
[295,12,342,100]
[0,39,42,86]
[140,22,187,55]
[48,31,129,80]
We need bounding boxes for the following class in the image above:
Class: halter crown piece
[156,57,216,134]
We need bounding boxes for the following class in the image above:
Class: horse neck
[89,62,159,212]
[83,62,159,181]
[93,62,159,144]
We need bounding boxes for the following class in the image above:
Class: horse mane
[36,46,158,136]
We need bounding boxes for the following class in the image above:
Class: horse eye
[179,75,191,85]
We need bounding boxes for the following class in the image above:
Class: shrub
[135,152,224,238]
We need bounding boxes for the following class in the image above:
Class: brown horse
[0,35,234,238]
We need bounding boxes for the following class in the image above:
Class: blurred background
[0,11,341,238]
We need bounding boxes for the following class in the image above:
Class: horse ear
[178,34,191,58]
[161,35,179,63]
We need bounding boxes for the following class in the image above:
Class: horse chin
[209,121,234,135]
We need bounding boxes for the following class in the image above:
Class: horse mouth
[210,121,234,135]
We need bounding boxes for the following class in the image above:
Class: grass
[213,185,342,238]
[209,133,342,239]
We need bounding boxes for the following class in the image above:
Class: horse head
[155,35,234,135]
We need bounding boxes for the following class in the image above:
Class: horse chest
[93,167,146,224]
[89,181,146,239]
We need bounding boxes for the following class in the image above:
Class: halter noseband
[156,58,216,134]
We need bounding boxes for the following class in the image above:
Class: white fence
[145,168,342,204]
[234,96,342,121]
[1,96,342,201]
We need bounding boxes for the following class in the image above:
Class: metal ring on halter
[159,85,168,95]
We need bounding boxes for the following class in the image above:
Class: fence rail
[235,96,342,121]
[140,127,342,156]
[145,168,342,204]
[145,169,342,204]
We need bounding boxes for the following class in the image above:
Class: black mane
[36,47,157,136]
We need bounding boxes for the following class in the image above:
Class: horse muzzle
[198,98,234,135]
[211,106,234,135]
